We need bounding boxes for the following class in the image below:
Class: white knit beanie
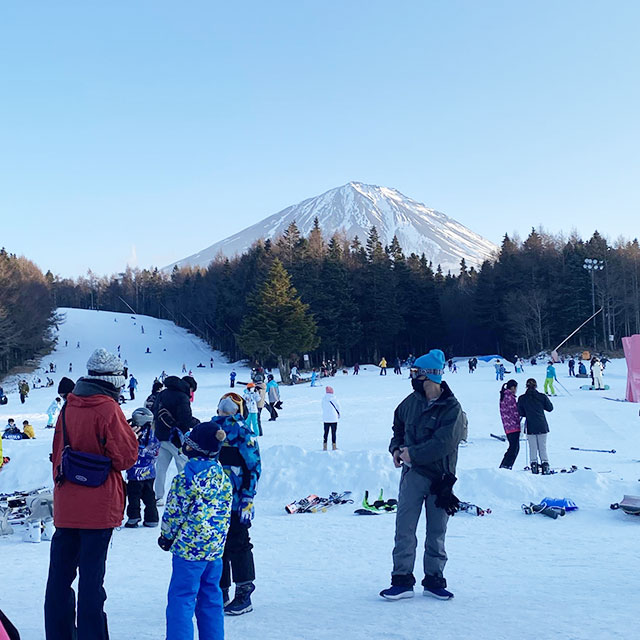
[85,348,126,390]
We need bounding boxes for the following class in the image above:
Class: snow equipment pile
[285,491,353,514]
[610,495,640,516]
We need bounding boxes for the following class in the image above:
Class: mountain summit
[167,182,497,273]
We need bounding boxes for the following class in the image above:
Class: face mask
[411,378,426,395]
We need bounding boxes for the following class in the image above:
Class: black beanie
[58,377,75,395]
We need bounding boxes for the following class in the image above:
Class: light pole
[583,258,604,350]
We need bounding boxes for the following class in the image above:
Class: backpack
[155,402,186,447]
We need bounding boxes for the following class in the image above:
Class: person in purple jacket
[499,379,521,469]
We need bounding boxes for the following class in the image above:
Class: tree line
[50,222,640,370]
[0,248,57,376]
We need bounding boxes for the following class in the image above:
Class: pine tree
[238,259,318,382]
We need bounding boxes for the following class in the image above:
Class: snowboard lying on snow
[579,385,610,391]
[285,491,353,514]
[610,495,640,516]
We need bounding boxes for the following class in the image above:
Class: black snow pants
[500,431,521,469]
[220,514,255,589]
[126,478,159,523]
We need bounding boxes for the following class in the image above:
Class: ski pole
[556,380,571,397]
[570,447,616,454]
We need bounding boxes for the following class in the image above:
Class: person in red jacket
[44,348,138,640]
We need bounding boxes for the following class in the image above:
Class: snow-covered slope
[166,182,498,273]
[2,309,639,640]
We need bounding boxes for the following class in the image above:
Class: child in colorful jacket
[159,421,232,640]
[499,380,521,469]
[242,384,260,437]
[214,394,262,615]
[125,408,161,527]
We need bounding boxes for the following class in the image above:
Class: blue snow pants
[166,555,224,640]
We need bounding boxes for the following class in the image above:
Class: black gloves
[431,473,460,516]
[157,535,173,551]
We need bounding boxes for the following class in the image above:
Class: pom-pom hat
[85,348,125,390]
[183,421,226,458]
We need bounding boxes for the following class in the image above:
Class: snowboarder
[210,357,214,368]
[46,397,62,428]
[568,358,576,376]
[310,369,318,387]
[125,407,160,528]
[380,349,466,601]
[322,386,341,450]
[353,363,360,375]
[499,380,520,469]
[215,394,261,616]
[44,348,138,640]
[182,363,187,373]
[517,378,553,475]
[158,421,231,639]
[230,370,236,388]
[544,361,558,395]
[128,375,138,400]
[379,357,388,376]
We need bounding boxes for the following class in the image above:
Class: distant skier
[182,363,187,374]
[499,380,520,469]
[290,365,299,384]
[394,358,402,375]
[210,357,214,368]
[141,325,144,334]
[322,386,340,450]
[242,384,260,437]
[310,369,318,387]
[230,370,236,388]
[18,380,29,404]
[568,358,575,377]
[544,362,558,395]
[494,360,504,381]
[266,374,280,422]
[76,341,80,348]
[353,363,360,375]
[69,363,73,373]
[128,375,138,400]
[379,357,388,376]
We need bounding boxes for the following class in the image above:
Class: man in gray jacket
[380,349,466,601]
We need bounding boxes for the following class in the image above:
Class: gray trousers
[154,441,187,501]
[392,467,449,586]
[527,434,549,463]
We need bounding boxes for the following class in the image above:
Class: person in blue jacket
[128,375,138,400]
[544,362,558,396]
[158,421,232,640]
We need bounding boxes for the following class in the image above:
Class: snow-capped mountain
[167,182,498,273]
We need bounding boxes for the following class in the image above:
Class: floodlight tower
[583,258,604,350]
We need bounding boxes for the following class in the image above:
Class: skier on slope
[380,349,466,601]
[128,375,138,401]
[568,358,576,377]
[215,393,262,615]
[544,361,558,396]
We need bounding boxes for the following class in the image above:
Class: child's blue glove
[238,495,254,525]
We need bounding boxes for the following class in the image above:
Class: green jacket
[389,381,466,479]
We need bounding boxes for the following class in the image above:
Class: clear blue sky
[2,1,638,278]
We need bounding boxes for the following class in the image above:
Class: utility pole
[583,258,604,350]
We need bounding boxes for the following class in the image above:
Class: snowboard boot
[530,462,539,475]
[124,517,141,528]
[541,462,551,475]
[323,442,327,451]
[224,582,255,616]
[379,585,414,600]
[332,443,337,450]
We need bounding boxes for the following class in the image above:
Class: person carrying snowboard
[498,380,520,469]
[517,378,553,475]
[544,361,558,395]
[380,349,466,601]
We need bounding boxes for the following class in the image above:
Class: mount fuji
[167,182,498,273]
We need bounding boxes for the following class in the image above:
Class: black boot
[224,582,255,616]
[541,462,551,475]
[531,462,539,475]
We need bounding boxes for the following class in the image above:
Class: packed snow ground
[1,308,639,640]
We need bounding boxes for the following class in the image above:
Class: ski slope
[1,308,639,640]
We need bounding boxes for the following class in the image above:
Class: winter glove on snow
[157,535,173,552]
[237,495,254,525]
[431,473,460,516]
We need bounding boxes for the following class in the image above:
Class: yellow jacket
[379,359,387,368]
[23,424,36,439]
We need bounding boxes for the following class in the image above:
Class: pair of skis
[285,491,353,514]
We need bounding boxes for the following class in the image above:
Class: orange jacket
[51,392,138,529]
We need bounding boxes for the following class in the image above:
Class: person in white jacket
[322,386,341,451]
[46,397,62,428]
[592,359,605,390]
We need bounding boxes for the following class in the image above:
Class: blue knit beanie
[413,349,446,383]
[183,421,226,459]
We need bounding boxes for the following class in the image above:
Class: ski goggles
[409,367,444,380]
